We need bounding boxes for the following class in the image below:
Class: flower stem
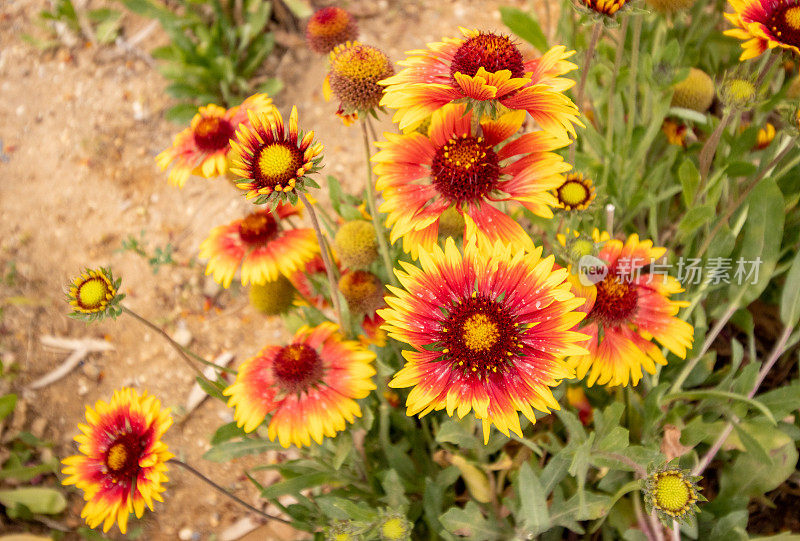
[605,16,628,151]
[692,324,793,476]
[576,24,602,115]
[169,458,291,525]
[696,136,798,259]
[299,191,343,328]
[121,306,212,382]
[756,52,780,89]
[698,110,734,182]
[626,16,642,144]
[361,118,398,287]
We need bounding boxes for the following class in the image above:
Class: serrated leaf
[516,462,550,534]
[440,501,502,540]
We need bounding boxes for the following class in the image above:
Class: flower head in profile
[380,238,588,444]
[644,467,704,524]
[199,203,319,288]
[576,0,629,17]
[67,267,124,321]
[156,94,274,187]
[324,41,394,122]
[228,106,323,205]
[724,0,800,60]
[306,6,358,54]
[62,388,172,534]
[380,29,580,138]
[224,323,376,447]
[553,172,596,211]
[559,230,694,387]
[373,102,571,258]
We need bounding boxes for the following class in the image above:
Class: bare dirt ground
[0,0,536,538]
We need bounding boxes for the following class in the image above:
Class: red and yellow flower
[305,6,358,54]
[379,238,589,444]
[379,29,581,138]
[561,230,694,387]
[373,102,571,257]
[724,0,800,60]
[199,203,319,288]
[223,323,376,447]
[62,388,172,534]
[228,106,323,204]
[156,94,274,187]
[579,0,629,17]
[323,41,394,121]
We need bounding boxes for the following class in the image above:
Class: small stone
[178,527,193,540]
[77,378,89,396]
[173,321,193,348]
[81,362,100,380]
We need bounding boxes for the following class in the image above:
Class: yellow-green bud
[248,277,295,315]
[671,68,714,112]
[334,220,378,269]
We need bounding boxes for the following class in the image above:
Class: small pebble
[173,321,193,348]
[178,527,193,540]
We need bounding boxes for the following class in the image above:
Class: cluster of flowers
[64,0,800,533]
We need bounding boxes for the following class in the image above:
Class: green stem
[698,110,734,182]
[121,306,215,382]
[299,191,344,328]
[570,24,603,163]
[361,118,398,287]
[696,136,798,259]
[605,16,628,151]
[691,324,793,475]
[626,16,642,145]
[169,459,291,525]
[669,301,739,394]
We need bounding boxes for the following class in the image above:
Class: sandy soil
[0,0,536,538]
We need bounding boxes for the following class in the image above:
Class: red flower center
[104,431,147,481]
[767,4,800,49]
[591,274,638,325]
[440,295,520,378]
[449,33,526,81]
[308,6,349,36]
[193,116,235,152]
[238,212,279,245]
[431,135,500,203]
[273,343,324,392]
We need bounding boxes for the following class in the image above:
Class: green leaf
[0,393,17,422]
[0,459,58,482]
[165,103,200,125]
[780,247,800,327]
[210,422,246,445]
[728,178,784,306]
[316,495,377,522]
[436,418,480,449]
[663,390,776,425]
[260,472,333,499]
[380,469,409,509]
[203,439,281,461]
[500,7,548,51]
[677,205,714,239]
[255,77,283,97]
[516,463,550,534]
[678,159,700,206]
[440,501,502,540]
[0,487,66,515]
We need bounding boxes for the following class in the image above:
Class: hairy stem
[361,118,398,287]
[299,191,343,327]
[692,324,793,475]
[169,459,291,525]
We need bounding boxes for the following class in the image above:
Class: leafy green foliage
[121,0,283,122]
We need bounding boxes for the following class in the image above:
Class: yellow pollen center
[655,474,691,512]
[195,117,221,137]
[258,144,294,178]
[786,6,800,29]
[601,276,629,301]
[78,278,109,308]
[332,45,389,80]
[106,443,128,471]
[727,80,755,104]
[381,518,407,540]
[443,138,484,170]
[462,314,499,351]
[559,181,591,207]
